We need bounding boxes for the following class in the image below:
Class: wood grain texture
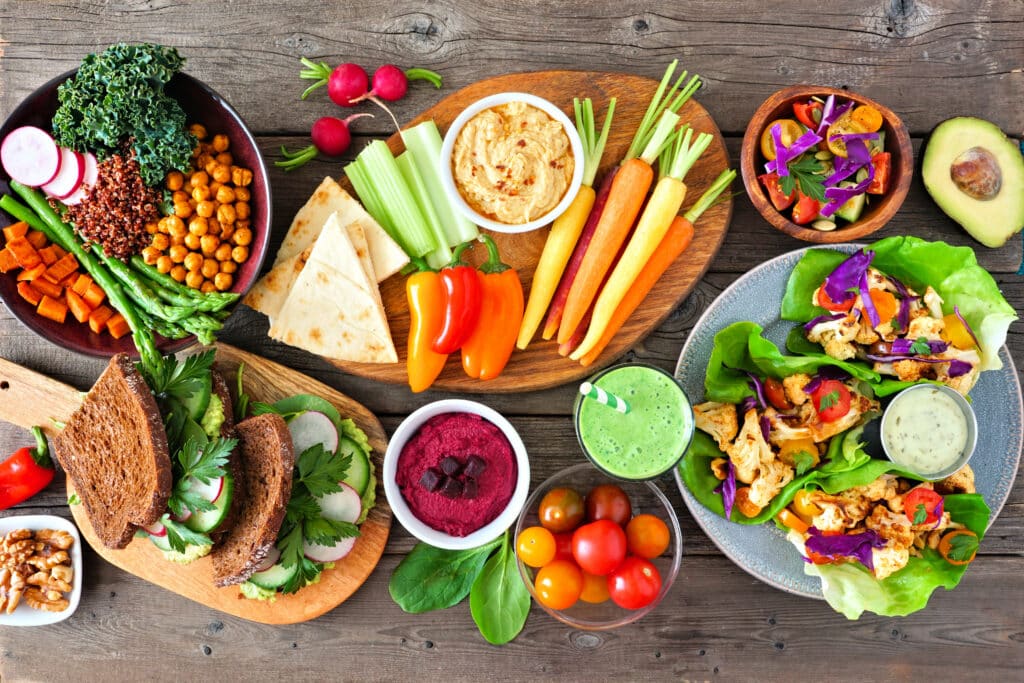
[328,69,732,392]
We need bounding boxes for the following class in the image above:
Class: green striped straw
[579,382,630,414]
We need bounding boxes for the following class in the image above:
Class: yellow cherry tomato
[579,571,611,604]
[792,489,823,524]
[760,119,804,161]
[850,105,884,133]
[826,111,868,158]
[942,313,977,350]
[516,526,557,568]
[776,508,810,535]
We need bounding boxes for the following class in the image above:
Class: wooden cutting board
[0,344,391,624]
[332,69,734,392]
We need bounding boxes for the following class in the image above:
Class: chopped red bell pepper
[867,152,890,195]
[793,100,824,130]
[0,427,54,510]
[432,241,483,354]
[757,172,796,211]
[791,191,821,225]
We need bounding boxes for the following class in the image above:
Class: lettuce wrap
[781,236,1016,372]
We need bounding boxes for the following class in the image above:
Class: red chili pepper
[0,427,54,510]
[461,235,524,380]
[432,241,483,354]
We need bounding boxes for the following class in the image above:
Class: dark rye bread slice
[211,412,294,586]
[52,354,172,549]
[209,370,243,545]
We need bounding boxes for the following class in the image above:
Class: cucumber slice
[248,561,299,590]
[183,473,235,533]
[149,531,172,552]
[339,436,370,496]
[835,190,867,223]
[179,372,212,422]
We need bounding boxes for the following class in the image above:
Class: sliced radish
[316,482,362,523]
[303,536,357,563]
[63,152,98,206]
[141,521,167,537]
[171,508,193,523]
[186,475,225,504]
[1,126,61,187]
[288,411,339,456]
[41,147,84,199]
[254,546,282,573]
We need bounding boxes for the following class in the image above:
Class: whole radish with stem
[275,113,373,172]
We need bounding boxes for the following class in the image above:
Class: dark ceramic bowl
[740,85,912,243]
[0,70,271,358]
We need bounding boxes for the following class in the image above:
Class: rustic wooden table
[1,2,1021,681]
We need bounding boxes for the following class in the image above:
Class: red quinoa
[65,149,162,260]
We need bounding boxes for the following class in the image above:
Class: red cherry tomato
[757,172,795,211]
[607,556,662,610]
[552,532,575,563]
[809,380,852,423]
[539,487,585,533]
[793,100,824,129]
[571,520,627,576]
[534,559,583,610]
[904,487,945,525]
[791,191,821,225]
[626,514,671,559]
[585,484,632,526]
[764,377,792,411]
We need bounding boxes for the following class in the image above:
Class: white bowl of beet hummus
[384,399,530,550]
[440,92,584,234]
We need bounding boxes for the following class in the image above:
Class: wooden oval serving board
[333,69,733,393]
[0,344,390,624]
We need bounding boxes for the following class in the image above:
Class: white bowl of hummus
[384,399,530,550]
[440,92,585,233]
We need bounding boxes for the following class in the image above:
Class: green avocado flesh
[922,117,1024,248]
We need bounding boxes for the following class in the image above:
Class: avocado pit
[950,146,1001,200]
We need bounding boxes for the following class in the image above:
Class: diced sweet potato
[0,248,17,273]
[50,244,67,260]
[36,295,68,324]
[71,274,93,296]
[88,305,114,334]
[66,289,92,323]
[25,230,48,250]
[106,312,129,339]
[16,263,46,282]
[2,221,29,242]
[82,282,106,309]
[37,245,59,266]
[5,236,40,269]
[30,276,63,299]
[16,281,42,306]
[43,253,78,284]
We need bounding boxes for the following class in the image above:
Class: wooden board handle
[0,357,82,439]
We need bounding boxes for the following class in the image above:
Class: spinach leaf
[470,532,530,645]
[389,537,502,613]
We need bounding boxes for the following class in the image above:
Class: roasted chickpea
[151,233,170,251]
[234,186,251,202]
[188,216,209,236]
[169,218,188,238]
[165,171,184,191]
[191,185,211,203]
[145,221,159,235]
[211,134,230,152]
[234,201,251,220]
[200,234,220,256]
[214,272,234,291]
[232,166,253,186]
[169,244,189,263]
[156,255,173,274]
[184,252,204,272]
[204,159,219,175]
[170,232,186,246]
[190,170,209,187]
[184,233,201,250]
[197,153,214,169]
[218,222,233,241]
[142,247,161,265]
[200,281,217,294]
[211,164,231,184]
[185,271,204,289]
[196,201,215,218]
[232,227,252,247]
[220,260,237,274]
[208,218,222,236]
[217,203,236,225]
[215,152,233,166]
[170,265,188,283]
[215,185,236,204]
[231,245,249,263]
[172,190,189,204]
[189,123,208,140]
[209,179,223,194]
[173,202,193,219]
[214,243,233,261]
[202,258,220,278]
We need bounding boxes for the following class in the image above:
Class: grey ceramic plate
[673,244,1023,599]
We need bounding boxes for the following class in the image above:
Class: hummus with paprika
[451,101,574,225]
[396,412,517,537]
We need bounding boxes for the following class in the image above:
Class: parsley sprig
[945,533,979,562]
[778,156,827,202]
[140,351,215,404]
[167,437,236,519]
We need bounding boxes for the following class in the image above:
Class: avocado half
[922,117,1024,248]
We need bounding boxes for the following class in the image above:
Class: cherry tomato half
[626,514,670,559]
[760,119,804,161]
[539,487,585,533]
[607,556,662,610]
[585,484,632,526]
[516,526,556,568]
[904,487,944,526]
[534,559,583,610]
[572,519,627,576]
[758,172,795,211]
[764,376,792,411]
[826,110,868,158]
[809,379,852,423]
[579,570,611,604]
[790,191,821,225]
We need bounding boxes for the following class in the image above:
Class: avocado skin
[921,117,1024,248]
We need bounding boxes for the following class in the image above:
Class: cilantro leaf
[912,503,928,525]
[284,487,322,527]
[945,533,979,562]
[818,389,840,411]
[791,450,817,476]
[162,516,212,553]
[909,336,932,355]
[277,523,305,569]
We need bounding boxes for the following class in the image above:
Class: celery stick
[345,158,412,256]
[396,151,452,269]
[356,141,438,258]
[401,121,478,246]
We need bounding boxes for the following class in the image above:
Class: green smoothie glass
[573,363,694,480]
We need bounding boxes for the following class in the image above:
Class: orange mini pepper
[406,264,449,393]
[461,235,524,380]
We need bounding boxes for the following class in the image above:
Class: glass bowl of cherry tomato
[740,85,912,243]
[514,463,682,630]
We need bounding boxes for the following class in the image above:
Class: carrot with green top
[570,125,714,359]
[517,97,616,349]
[558,60,701,343]
[576,169,736,366]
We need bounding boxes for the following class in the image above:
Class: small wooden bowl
[740,85,912,243]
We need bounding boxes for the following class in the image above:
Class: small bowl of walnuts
[0,515,82,626]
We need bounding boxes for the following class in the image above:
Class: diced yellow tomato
[776,508,810,534]
[942,313,976,350]
[777,438,819,469]
[760,119,804,161]
[792,489,823,524]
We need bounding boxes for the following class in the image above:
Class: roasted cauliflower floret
[726,409,772,485]
[747,459,794,511]
[693,401,739,452]
[871,544,911,580]
[808,491,875,532]
[923,286,944,320]
[806,391,877,442]
[907,315,945,341]
[807,313,860,361]
[865,505,915,549]
[935,464,976,495]
[782,374,811,406]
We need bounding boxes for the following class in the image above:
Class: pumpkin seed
[812,219,838,231]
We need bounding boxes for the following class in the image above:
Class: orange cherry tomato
[850,105,883,133]
[534,559,583,610]
[516,526,556,568]
[625,514,671,559]
[579,571,611,604]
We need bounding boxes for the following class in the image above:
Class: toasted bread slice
[211,412,294,586]
[52,354,171,549]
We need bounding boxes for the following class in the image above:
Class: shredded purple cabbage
[821,163,875,217]
[947,359,973,377]
[765,127,824,176]
[822,249,874,306]
[824,154,862,186]
[858,271,881,328]
[714,460,737,520]
[804,312,848,331]
[739,395,758,415]
[954,305,982,351]
[816,98,854,135]
[760,415,771,442]
[804,527,887,571]
[747,374,768,410]
[818,366,852,381]
[932,498,946,529]
[884,275,916,333]
[803,376,822,395]
[891,338,949,355]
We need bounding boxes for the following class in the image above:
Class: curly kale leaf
[52,43,195,186]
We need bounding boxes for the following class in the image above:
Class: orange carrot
[30,276,63,299]
[37,245,59,266]
[557,157,653,343]
[66,289,93,323]
[578,215,694,366]
[106,312,130,339]
[43,253,79,284]
[36,295,68,323]
[0,248,17,273]
[5,236,40,269]
[89,305,114,334]
[2,221,29,242]
[16,281,42,306]
[17,263,46,282]
[71,274,93,296]
[24,230,48,250]
[82,282,106,309]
